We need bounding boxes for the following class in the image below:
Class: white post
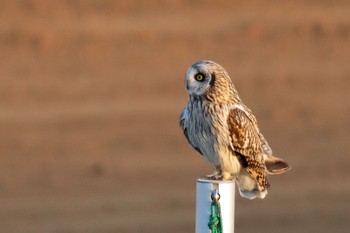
[195,178,235,233]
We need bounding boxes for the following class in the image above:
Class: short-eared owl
[180,60,290,199]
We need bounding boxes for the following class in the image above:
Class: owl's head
[185,60,239,103]
[185,60,214,96]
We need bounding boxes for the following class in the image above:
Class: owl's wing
[259,132,273,155]
[180,108,203,156]
[227,106,270,190]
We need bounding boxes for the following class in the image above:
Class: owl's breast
[186,101,231,166]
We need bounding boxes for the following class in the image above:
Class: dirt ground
[1,1,350,233]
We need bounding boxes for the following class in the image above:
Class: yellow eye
[195,73,204,82]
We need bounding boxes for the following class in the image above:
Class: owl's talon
[204,174,223,180]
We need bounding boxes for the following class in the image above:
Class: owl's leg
[222,171,232,180]
[205,166,223,180]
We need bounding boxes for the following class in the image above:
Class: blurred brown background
[1,0,350,232]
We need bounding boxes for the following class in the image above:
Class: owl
[180,60,290,199]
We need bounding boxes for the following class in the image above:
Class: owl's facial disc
[185,65,212,96]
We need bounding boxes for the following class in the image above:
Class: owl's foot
[203,167,224,180]
[204,174,223,180]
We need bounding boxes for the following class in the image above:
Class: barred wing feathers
[227,106,270,190]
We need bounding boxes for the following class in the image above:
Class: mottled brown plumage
[180,60,290,199]
[227,107,270,190]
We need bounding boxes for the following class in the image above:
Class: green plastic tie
[208,189,223,233]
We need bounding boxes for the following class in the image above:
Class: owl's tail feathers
[265,155,291,175]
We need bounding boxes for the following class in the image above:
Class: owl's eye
[195,73,205,82]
